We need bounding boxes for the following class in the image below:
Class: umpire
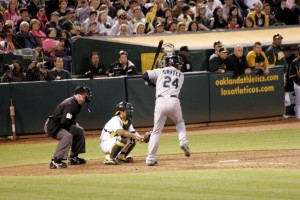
[44,86,92,169]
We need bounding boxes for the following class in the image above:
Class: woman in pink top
[43,28,64,58]
[30,19,46,47]
[5,0,21,26]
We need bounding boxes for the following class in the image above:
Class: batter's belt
[157,95,177,98]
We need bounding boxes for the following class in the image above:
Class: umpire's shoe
[68,156,87,165]
[180,144,191,157]
[50,158,67,169]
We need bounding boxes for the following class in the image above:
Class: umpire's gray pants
[44,123,86,160]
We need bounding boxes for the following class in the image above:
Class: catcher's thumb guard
[142,131,152,143]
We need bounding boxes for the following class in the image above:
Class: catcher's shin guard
[122,141,136,157]
[110,136,127,159]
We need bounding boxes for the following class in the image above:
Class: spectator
[165,21,177,32]
[12,60,25,81]
[98,4,114,27]
[228,5,244,27]
[26,0,42,19]
[275,0,299,25]
[76,0,93,23]
[205,0,222,20]
[36,5,49,31]
[187,21,198,31]
[62,8,85,36]
[15,7,30,33]
[129,6,147,31]
[97,10,111,35]
[85,21,101,36]
[226,15,240,29]
[211,6,228,29]
[110,13,133,36]
[246,41,270,75]
[30,19,46,47]
[43,27,65,58]
[222,0,242,22]
[176,21,187,32]
[247,3,269,27]
[82,10,98,33]
[133,22,145,34]
[242,16,255,28]
[194,3,211,31]
[49,57,71,79]
[118,23,129,36]
[90,0,101,11]
[60,29,72,56]
[178,46,192,72]
[5,0,21,27]
[107,50,138,76]
[177,4,192,27]
[244,0,263,10]
[209,47,230,73]
[101,0,117,20]
[262,3,278,26]
[83,51,106,78]
[148,21,166,34]
[172,0,185,18]
[56,0,68,17]
[15,21,40,60]
[25,60,55,81]
[1,64,19,82]
[44,11,64,36]
[227,44,251,75]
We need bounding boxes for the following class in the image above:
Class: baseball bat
[10,99,16,141]
[151,40,164,70]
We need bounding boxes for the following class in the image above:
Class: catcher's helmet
[115,102,133,120]
[165,55,183,67]
[74,85,92,103]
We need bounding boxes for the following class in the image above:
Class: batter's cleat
[180,144,191,157]
[50,158,67,169]
[103,155,118,165]
[147,161,158,166]
[116,154,134,163]
[68,156,87,165]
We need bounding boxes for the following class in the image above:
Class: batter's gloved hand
[142,131,152,143]
[145,81,156,88]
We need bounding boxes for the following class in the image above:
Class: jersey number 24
[163,76,179,89]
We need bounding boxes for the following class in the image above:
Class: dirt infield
[1,118,300,176]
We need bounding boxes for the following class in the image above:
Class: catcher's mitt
[142,131,152,143]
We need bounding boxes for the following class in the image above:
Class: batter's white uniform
[100,116,137,154]
[145,66,189,164]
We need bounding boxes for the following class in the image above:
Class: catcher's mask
[165,55,183,67]
[115,102,133,121]
[74,85,92,103]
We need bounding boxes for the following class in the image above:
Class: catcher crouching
[99,102,150,165]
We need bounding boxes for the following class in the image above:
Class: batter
[142,55,190,166]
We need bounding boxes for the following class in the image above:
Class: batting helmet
[74,85,92,103]
[115,102,134,120]
[165,55,183,67]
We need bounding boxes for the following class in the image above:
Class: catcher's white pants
[100,137,132,155]
[294,82,300,118]
[146,97,188,165]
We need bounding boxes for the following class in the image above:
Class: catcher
[100,101,151,165]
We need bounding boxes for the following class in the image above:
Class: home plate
[219,160,240,163]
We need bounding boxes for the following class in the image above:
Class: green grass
[1,128,300,199]
[1,169,300,200]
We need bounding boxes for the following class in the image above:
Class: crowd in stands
[0,0,299,82]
